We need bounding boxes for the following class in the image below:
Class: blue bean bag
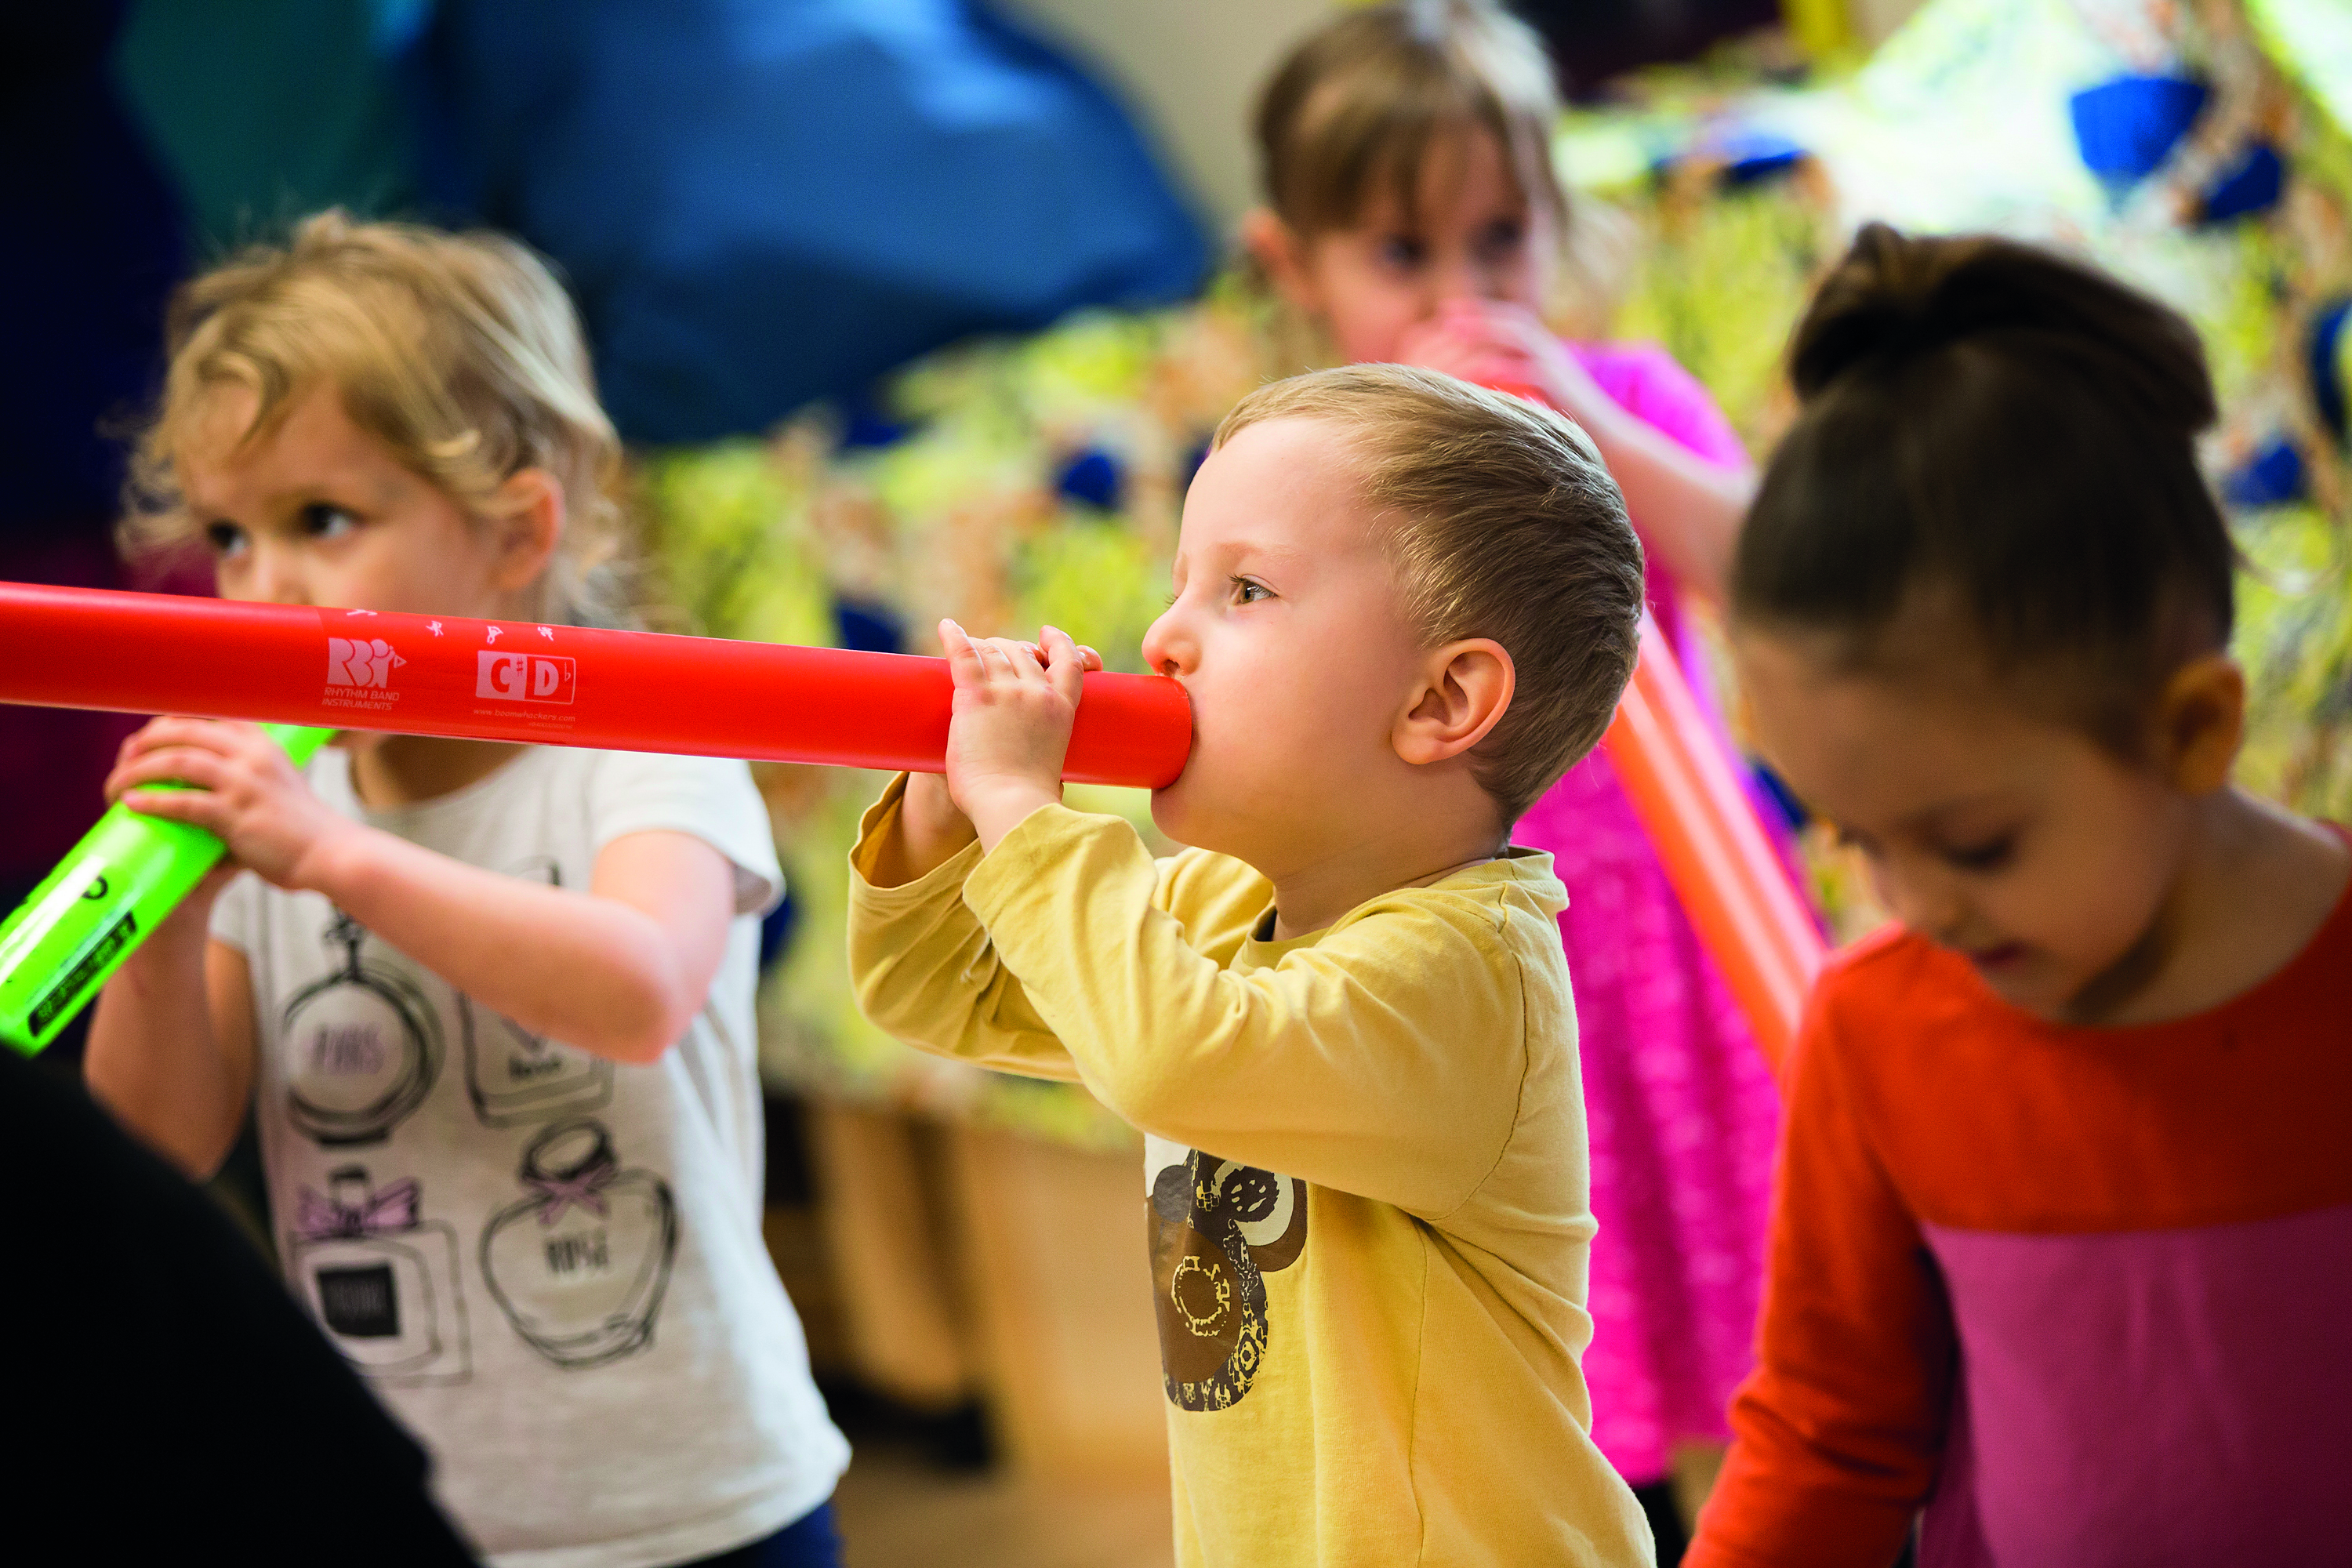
[2068,73,2209,188]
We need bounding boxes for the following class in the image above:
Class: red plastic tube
[1599,614,1825,1071]
[0,582,1193,788]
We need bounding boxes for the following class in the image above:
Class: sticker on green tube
[0,724,332,1054]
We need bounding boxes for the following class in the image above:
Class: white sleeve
[586,751,783,917]
[206,869,263,954]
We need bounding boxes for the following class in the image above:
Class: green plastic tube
[0,723,332,1054]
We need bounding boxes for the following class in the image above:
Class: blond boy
[850,364,1650,1565]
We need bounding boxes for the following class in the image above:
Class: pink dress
[1518,343,1784,1483]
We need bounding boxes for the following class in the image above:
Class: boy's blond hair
[1217,364,1642,822]
[1255,0,1568,245]
[128,210,630,626]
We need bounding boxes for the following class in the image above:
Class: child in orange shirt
[1690,224,2352,1566]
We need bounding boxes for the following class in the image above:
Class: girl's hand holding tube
[1396,299,1616,427]
[1398,299,1751,600]
[107,717,358,891]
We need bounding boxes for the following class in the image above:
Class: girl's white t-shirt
[212,745,848,1568]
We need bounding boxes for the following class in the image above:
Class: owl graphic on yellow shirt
[1148,1144,1308,1411]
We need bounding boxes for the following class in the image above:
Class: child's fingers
[1450,296,1539,337]
[978,637,1044,679]
[1435,307,1536,361]
[940,619,986,688]
[107,746,230,801]
[1002,638,1045,677]
[122,786,227,833]
[1040,626,1088,705]
[119,715,212,760]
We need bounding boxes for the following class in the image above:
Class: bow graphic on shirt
[295,1176,421,1240]
[527,1162,615,1225]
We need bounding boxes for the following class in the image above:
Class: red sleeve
[1686,971,1956,1567]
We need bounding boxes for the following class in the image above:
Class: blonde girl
[86,212,850,1568]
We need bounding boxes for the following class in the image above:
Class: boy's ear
[1243,207,1323,316]
[1395,639,1514,766]
[2156,651,2244,797]
[487,468,564,599]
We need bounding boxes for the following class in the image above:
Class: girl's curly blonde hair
[128,210,633,626]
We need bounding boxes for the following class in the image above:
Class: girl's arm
[107,718,734,1066]
[1554,394,1750,600]
[1397,301,1754,601]
[1686,1000,1952,1567]
[307,826,735,1065]
[85,882,260,1178]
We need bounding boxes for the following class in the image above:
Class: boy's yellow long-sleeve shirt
[847,778,1650,1567]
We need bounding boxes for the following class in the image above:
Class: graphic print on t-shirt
[289,1165,472,1384]
[461,857,613,1127]
[1147,1140,1308,1411]
[481,1117,680,1370]
[284,910,441,1146]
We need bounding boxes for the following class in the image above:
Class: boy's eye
[1229,576,1271,605]
[1374,234,1428,272]
[1944,836,2017,873]
[204,521,249,559]
[299,502,361,540]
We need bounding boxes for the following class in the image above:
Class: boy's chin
[1148,781,1197,851]
[1151,776,1248,858]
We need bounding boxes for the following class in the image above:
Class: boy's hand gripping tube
[0,724,332,1054]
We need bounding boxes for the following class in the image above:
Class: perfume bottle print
[463,858,612,1127]
[481,1119,678,1370]
[284,912,441,1145]
[289,1166,470,1384]
[462,996,614,1127]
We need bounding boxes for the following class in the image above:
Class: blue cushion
[421,0,1210,443]
[2067,74,2209,185]
[2198,143,2284,225]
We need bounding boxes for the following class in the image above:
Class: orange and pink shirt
[1690,874,2352,1567]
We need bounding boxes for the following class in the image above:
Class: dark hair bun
[1790,222,2216,438]
[1737,223,2237,747]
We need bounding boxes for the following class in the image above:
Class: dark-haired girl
[1688,223,2352,1566]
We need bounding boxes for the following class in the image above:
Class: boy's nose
[1140,608,1193,678]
